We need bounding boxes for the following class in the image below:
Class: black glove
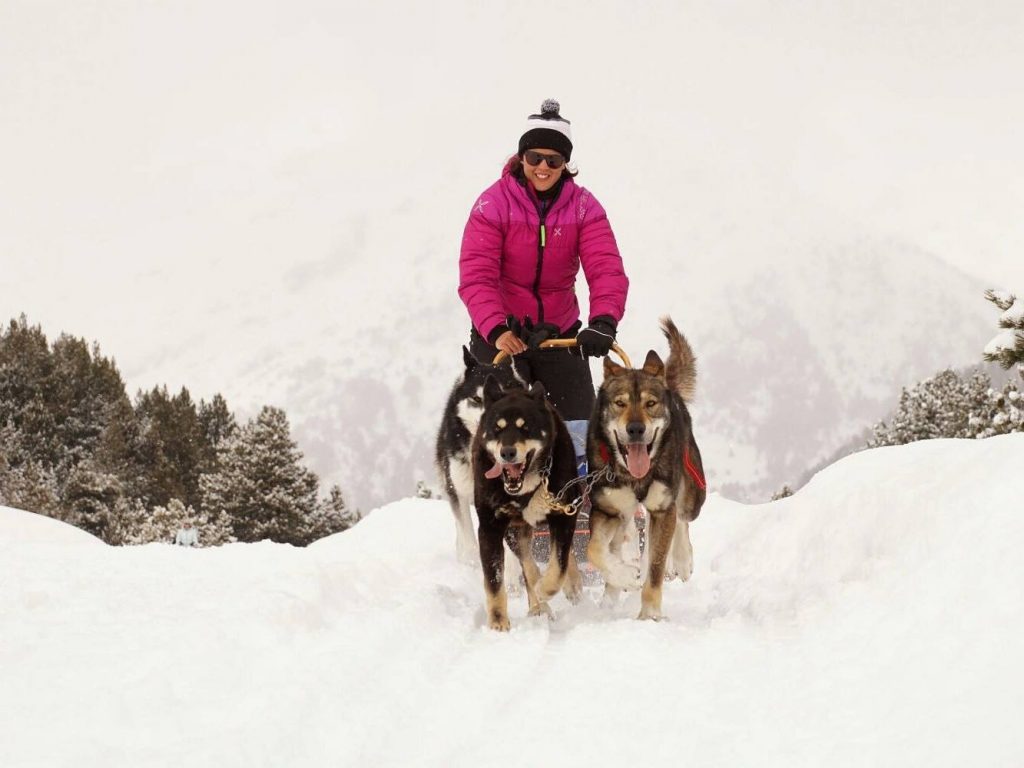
[521,317,561,350]
[576,316,617,357]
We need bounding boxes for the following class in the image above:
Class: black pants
[469,327,595,422]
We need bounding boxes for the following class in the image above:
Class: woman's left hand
[495,330,528,356]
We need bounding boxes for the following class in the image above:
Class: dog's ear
[642,350,665,377]
[462,346,479,371]
[604,357,628,378]
[483,375,505,407]
[528,381,547,402]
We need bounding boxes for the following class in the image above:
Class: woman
[458,99,629,471]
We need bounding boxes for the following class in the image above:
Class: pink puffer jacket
[458,162,629,342]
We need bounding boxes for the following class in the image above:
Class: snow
[1002,298,1024,325]
[990,289,1016,307]
[3,435,1024,766]
[0,506,104,547]
[985,328,1019,355]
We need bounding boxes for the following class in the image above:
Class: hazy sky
[3,0,1023,390]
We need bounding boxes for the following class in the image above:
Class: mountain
[3,434,1022,766]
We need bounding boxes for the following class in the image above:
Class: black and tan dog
[473,376,582,631]
[586,317,706,620]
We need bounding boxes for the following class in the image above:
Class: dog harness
[598,442,706,490]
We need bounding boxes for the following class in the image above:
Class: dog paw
[528,602,553,618]
[599,585,621,609]
[669,550,693,582]
[606,562,643,591]
[637,605,664,621]
[488,613,511,632]
[562,577,583,605]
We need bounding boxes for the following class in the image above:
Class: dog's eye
[469,396,483,406]
[613,399,627,408]
[645,400,658,409]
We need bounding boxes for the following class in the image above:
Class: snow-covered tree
[871,368,1022,447]
[771,485,794,501]
[973,381,1024,437]
[112,497,234,547]
[0,439,61,518]
[199,406,321,546]
[983,289,1024,378]
[197,393,237,472]
[62,460,125,541]
[133,386,207,511]
[305,484,360,541]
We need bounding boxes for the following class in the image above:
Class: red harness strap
[597,441,706,490]
[684,445,706,491]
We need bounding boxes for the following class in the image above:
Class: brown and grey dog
[586,317,706,620]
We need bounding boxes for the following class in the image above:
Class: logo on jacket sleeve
[474,198,490,215]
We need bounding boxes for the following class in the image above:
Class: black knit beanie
[518,99,573,161]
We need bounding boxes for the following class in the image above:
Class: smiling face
[521,148,565,193]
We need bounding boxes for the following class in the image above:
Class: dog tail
[660,316,697,402]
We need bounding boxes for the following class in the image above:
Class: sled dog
[586,316,706,620]
[474,376,582,631]
[435,347,524,565]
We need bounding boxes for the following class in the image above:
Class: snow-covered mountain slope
[3,435,1022,767]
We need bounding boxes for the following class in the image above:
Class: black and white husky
[435,347,524,565]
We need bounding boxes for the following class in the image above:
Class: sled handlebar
[492,338,632,368]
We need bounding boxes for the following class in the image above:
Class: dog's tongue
[484,461,525,480]
[625,443,651,478]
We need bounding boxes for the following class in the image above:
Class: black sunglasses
[523,150,565,169]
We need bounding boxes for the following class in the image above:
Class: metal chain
[536,455,616,516]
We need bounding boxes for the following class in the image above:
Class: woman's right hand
[495,330,528,356]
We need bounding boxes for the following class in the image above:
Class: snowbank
[0,505,104,547]
[2,436,1023,767]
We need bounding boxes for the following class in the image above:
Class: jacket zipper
[531,206,548,324]
[524,177,564,327]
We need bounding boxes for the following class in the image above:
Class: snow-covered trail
[3,435,1023,767]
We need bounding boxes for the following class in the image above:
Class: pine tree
[62,461,125,541]
[0,436,61,518]
[49,334,129,470]
[197,393,237,473]
[983,290,1024,377]
[200,406,321,546]
[771,485,794,501]
[134,386,207,511]
[871,367,1023,447]
[0,316,60,467]
[306,484,360,541]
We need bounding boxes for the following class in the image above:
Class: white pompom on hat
[518,99,573,160]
